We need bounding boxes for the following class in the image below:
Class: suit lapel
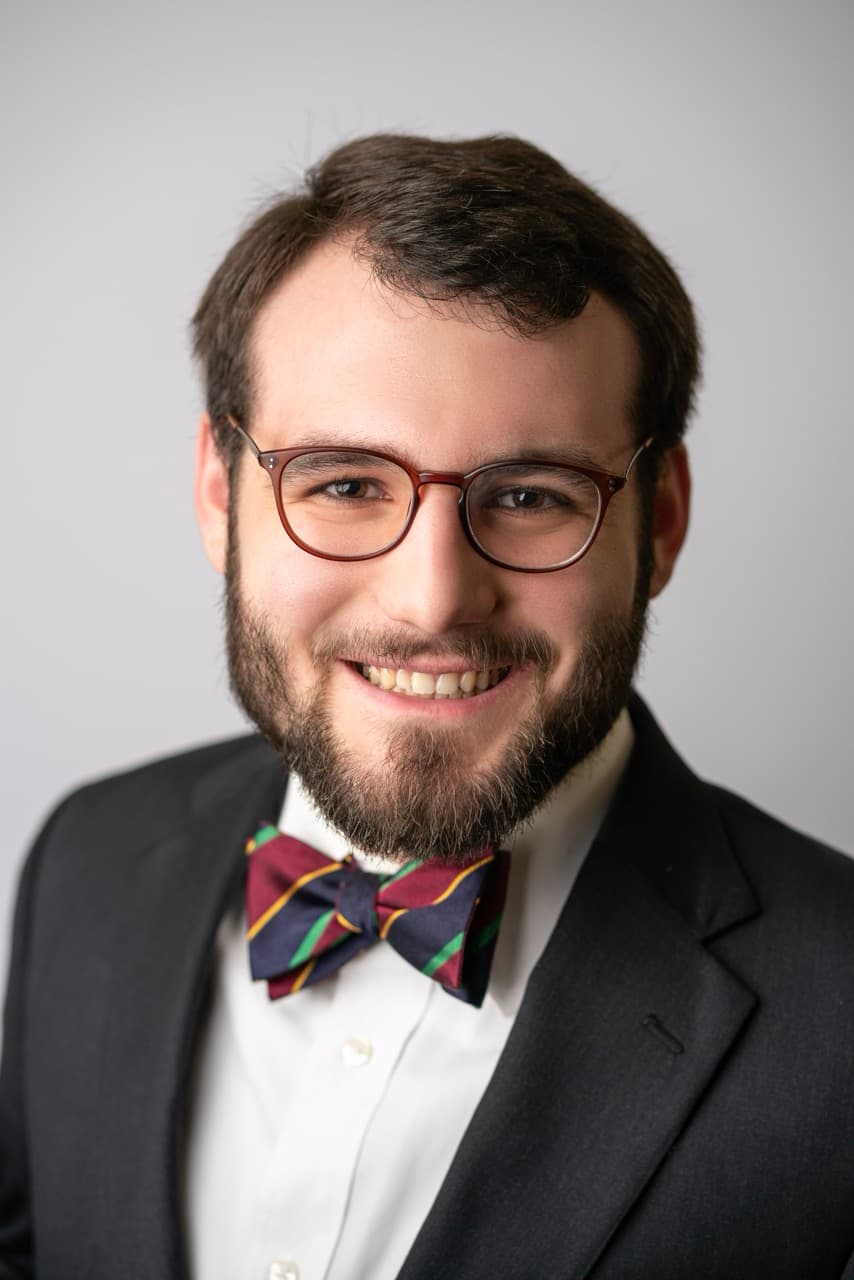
[399,700,760,1280]
[90,738,285,1278]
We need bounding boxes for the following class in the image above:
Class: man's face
[196,242,688,862]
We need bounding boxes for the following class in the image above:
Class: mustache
[311,626,558,674]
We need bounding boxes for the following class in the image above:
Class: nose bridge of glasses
[414,470,467,497]
[409,473,472,547]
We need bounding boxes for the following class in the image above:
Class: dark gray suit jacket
[3,699,854,1278]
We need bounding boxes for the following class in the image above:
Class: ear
[194,413,231,574]
[648,444,691,599]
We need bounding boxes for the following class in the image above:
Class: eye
[493,487,561,511]
[488,486,573,513]
[321,478,383,500]
[281,453,408,506]
[470,467,601,548]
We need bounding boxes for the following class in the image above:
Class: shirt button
[268,1262,300,1280]
[341,1036,373,1067]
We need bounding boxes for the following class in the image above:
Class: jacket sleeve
[0,810,58,1278]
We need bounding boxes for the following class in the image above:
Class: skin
[195,239,690,796]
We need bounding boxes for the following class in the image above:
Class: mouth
[355,662,511,700]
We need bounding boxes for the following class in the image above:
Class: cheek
[535,554,637,629]
[236,514,367,646]
[580,512,644,614]
[528,549,640,674]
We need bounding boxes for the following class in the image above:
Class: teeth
[360,663,506,698]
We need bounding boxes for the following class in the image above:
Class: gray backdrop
[2,0,852,998]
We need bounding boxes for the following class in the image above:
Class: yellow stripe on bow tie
[246,863,341,942]
[378,853,493,939]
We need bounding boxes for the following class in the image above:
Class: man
[2,134,854,1280]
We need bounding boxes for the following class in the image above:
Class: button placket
[254,944,431,1280]
[268,1262,300,1280]
[341,1036,374,1067]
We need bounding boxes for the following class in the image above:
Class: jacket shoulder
[40,733,281,852]
[708,781,854,903]
[620,696,854,937]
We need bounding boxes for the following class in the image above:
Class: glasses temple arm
[226,414,262,460]
[624,435,654,480]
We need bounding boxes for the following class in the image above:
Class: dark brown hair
[192,133,701,479]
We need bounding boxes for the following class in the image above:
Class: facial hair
[225,529,648,865]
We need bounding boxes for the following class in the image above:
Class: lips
[358,664,509,699]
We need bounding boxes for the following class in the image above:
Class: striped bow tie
[245,824,510,1008]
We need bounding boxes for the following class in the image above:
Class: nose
[372,482,501,634]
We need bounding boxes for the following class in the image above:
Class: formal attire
[184,712,633,1280]
[3,696,854,1279]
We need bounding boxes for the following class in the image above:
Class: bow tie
[245,825,509,1008]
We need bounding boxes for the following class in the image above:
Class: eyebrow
[281,430,610,473]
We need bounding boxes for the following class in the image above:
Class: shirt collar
[278,708,634,1017]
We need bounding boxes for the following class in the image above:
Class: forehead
[249,240,639,464]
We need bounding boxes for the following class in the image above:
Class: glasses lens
[467,464,602,569]
[279,451,414,557]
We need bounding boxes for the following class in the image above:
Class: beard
[225,538,648,865]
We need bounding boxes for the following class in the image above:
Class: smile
[358,664,510,699]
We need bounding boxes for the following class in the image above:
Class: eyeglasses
[228,415,652,574]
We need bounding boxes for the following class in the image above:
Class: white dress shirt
[184,711,633,1280]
